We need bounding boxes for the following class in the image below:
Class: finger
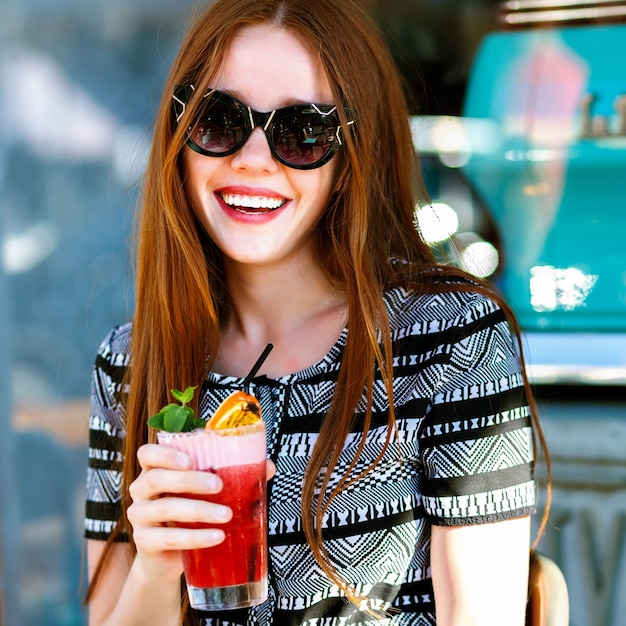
[129,467,223,502]
[137,443,192,472]
[127,495,232,535]
[266,459,276,481]
[134,525,226,555]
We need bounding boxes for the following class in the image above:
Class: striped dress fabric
[85,285,536,625]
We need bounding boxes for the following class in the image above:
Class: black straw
[243,343,274,390]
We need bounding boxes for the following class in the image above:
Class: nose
[230,127,279,174]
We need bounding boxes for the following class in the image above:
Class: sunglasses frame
[173,84,355,170]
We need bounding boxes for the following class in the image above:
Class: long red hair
[87,0,550,622]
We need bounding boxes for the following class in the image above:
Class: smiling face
[183,24,338,273]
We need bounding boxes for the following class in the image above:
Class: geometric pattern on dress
[85,282,537,625]
[423,428,534,478]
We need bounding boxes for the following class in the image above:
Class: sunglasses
[173,84,355,170]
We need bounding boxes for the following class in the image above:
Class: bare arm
[431,516,531,626]
[86,446,277,626]
[86,443,230,626]
[87,539,182,626]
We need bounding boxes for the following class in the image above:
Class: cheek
[181,158,211,233]
[182,150,199,201]
[182,150,219,211]
[297,160,338,210]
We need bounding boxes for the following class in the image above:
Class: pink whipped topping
[157,422,266,470]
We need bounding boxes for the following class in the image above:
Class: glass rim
[156,420,265,439]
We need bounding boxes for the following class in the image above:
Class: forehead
[214,24,333,109]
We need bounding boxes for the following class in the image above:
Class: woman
[84,0,547,624]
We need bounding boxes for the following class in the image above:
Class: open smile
[219,192,287,213]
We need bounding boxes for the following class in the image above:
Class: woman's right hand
[126,443,232,585]
[87,453,274,626]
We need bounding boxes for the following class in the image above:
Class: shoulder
[93,321,133,377]
[90,323,132,433]
[96,322,132,361]
[383,277,507,341]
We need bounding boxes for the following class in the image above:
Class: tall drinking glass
[157,421,268,610]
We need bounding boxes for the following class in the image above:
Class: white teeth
[221,193,286,211]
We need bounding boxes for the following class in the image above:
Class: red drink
[157,422,268,610]
[182,461,267,588]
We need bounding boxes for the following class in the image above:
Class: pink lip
[215,186,290,222]
[217,185,287,199]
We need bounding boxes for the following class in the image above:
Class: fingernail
[176,453,190,469]
[215,505,231,521]
[207,529,224,543]
[205,474,220,490]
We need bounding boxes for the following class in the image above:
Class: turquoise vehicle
[415,2,626,384]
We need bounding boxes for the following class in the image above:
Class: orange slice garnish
[206,390,262,430]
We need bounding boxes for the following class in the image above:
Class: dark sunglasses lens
[273,112,337,166]
[189,98,247,155]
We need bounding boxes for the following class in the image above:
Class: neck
[225,256,343,336]
[215,256,348,378]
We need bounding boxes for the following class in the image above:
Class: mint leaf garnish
[171,386,196,404]
[148,386,205,432]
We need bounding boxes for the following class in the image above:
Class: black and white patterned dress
[85,285,536,625]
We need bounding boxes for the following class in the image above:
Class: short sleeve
[420,294,536,526]
[84,323,131,541]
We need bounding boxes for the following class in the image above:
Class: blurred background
[1,1,625,624]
